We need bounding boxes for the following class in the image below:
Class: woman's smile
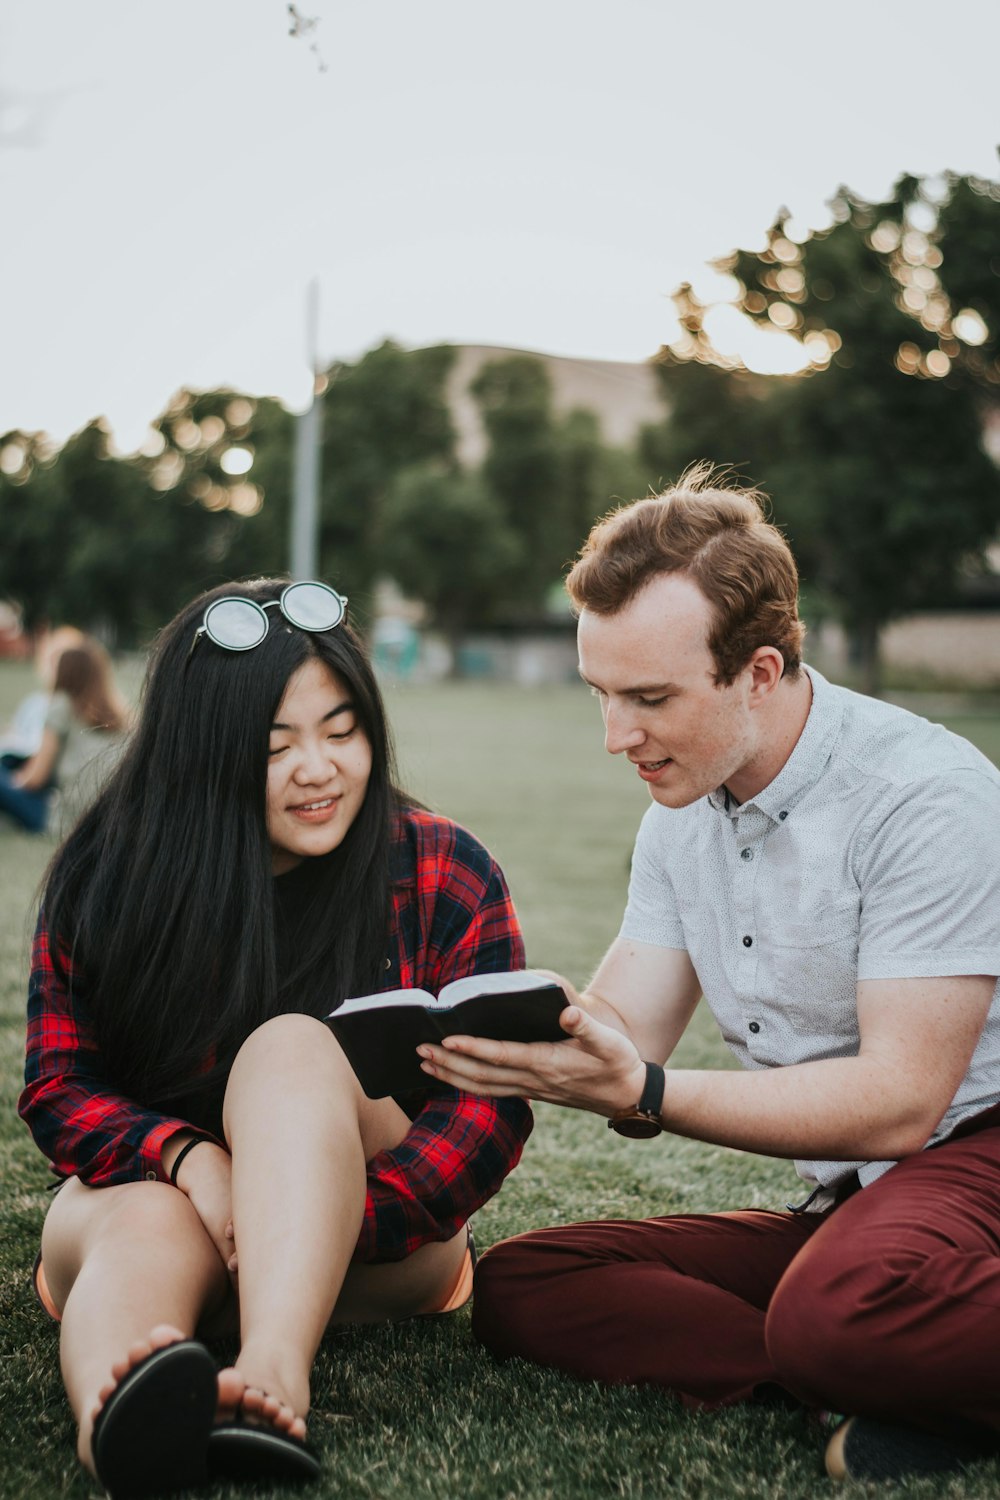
[289,794,340,819]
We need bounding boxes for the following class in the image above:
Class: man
[418,468,1000,1484]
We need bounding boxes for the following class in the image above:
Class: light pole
[290,278,322,579]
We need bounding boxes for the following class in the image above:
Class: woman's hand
[170,1139,236,1279]
[13,727,59,791]
[418,1005,648,1118]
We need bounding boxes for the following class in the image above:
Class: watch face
[610,1114,662,1139]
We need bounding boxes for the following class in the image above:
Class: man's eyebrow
[577,670,680,696]
[270,701,354,731]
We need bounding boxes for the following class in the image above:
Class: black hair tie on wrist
[169,1137,204,1186]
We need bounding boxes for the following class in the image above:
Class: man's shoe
[826,1415,1000,1482]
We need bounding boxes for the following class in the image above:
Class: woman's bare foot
[79,1325,219,1496]
[80,1324,188,1473]
[208,1368,320,1484]
[216,1364,247,1424]
[222,1343,310,1439]
[239,1385,308,1441]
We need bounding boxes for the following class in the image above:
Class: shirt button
[145,1171,157,1181]
[742,935,753,947]
[748,1021,760,1034]
[779,810,788,821]
[740,848,753,861]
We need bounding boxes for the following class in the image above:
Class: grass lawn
[2,672,1000,1498]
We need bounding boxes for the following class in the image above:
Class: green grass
[3,675,1000,1498]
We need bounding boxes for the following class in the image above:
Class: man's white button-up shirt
[619,666,1000,1195]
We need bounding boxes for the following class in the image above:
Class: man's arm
[421,970,995,1161]
[654,974,994,1158]
[556,936,702,1061]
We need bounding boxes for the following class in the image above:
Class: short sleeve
[43,692,72,740]
[618,804,687,951]
[855,768,1000,981]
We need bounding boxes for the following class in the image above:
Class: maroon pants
[472,1105,1000,1431]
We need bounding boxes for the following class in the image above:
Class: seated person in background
[0,635,129,833]
[0,625,84,766]
[419,466,1000,1487]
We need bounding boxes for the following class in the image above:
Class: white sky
[2,0,999,452]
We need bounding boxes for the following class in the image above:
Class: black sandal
[208,1406,320,1484]
[90,1340,218,1498]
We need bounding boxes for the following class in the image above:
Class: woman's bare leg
[331,1230,471,1325]
[40,1177,232,1474]
[220,1013,469,1428]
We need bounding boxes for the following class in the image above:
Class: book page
[437,969,558,1007]
[334,987,435,1016]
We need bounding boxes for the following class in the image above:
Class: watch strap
[638,1060,666,1119]
[607,1061,666,1137]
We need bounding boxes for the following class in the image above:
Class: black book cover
[326,973,568,1098]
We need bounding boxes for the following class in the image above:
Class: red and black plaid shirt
[20,807,532,1263]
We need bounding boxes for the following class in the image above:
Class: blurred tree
[930,173,1000,396]
[472,355,570,611]
[381,464,522,666]
[0,394,299,645]
[0,421,196,642]
[468,354,665,607]
[648,176,1000,693]
[319,341,457,613]
[0,429,69,630]
[51,421,180,640]
[557,408,658,560]
[640,286,776,488]
[150,387,295,593]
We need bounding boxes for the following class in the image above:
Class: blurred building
[444,344,662,466]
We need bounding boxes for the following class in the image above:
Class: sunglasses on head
[190,581,348,656]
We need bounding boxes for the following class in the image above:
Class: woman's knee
[75,1181,205,1254]
[41,1180,211,1307]
[224,1014,360,1139]
[229,1013,350,1087]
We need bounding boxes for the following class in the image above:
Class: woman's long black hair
[42,577,401,1111]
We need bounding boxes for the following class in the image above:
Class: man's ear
[747,647,785,702]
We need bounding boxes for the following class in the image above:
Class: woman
[0,633,129,833]
[19,578,532,1497]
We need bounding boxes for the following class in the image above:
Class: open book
[326,969,569,1098]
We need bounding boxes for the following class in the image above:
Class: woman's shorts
[32,1252,61,1322]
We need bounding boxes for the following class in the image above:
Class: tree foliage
[381,464,521,652]
[471,355,569,609]
[319,341,457,609]
[642,173,1000,691]
[470,354,659,618]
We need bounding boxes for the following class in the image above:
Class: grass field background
[2,664,1000,1498]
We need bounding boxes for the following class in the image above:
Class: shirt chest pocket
[763,898,861,1038]
[771,896,859,947]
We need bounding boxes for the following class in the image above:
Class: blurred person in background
[0,633,129,834]
[421,469,1000,1487]
[18,576,531,1496]
[0,624,85,763]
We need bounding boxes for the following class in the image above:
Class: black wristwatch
[608,1061,665,1138]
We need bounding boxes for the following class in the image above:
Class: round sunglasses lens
[205,599,268,650]
[281,582,345,631]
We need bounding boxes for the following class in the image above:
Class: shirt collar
[706,665,843,824]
